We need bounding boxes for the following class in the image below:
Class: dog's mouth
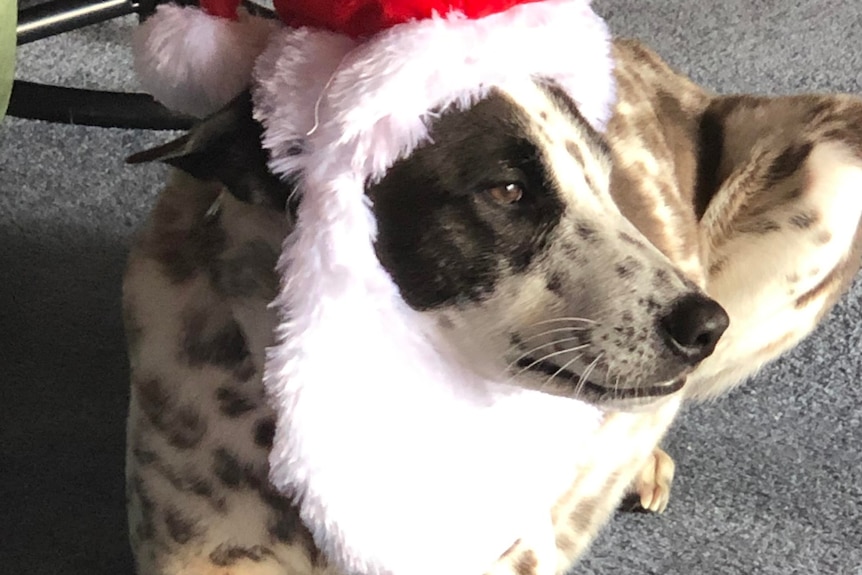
[515,356,685,401]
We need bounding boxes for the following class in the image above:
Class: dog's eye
[485,183,523,205]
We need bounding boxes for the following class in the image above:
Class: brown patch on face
[514,550,539,575]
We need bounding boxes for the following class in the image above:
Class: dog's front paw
[623,447,675,514]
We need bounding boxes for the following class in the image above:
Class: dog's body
[124,40,862,575]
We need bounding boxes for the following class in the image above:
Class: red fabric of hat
[273,0,546,38]
[198,0,546,37]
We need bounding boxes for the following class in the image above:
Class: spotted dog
[124,39,862,575]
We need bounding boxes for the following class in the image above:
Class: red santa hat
[134,3,617,575]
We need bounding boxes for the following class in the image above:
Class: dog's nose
[659,294,729,364]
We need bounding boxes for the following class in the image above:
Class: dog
[123,39,862,575]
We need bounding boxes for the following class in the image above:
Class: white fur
[133,4,279,117]
[251,3,617,575]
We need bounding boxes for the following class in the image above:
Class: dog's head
[365,82,728,408]
[134,84,728,410]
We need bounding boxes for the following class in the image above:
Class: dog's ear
[126,92,293,212]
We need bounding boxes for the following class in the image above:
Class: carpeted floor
[1,1,860,574]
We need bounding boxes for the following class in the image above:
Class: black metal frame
[9,0,196,130]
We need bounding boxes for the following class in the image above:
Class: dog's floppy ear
[127,92,293,212]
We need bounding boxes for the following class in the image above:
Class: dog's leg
[688,94,862,399]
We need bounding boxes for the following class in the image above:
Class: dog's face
[368,84,729,409]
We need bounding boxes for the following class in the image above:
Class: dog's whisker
[506,336,589,370]
[574,353,603,396]
[515,326,590,346]
[540,352,584,392]
[508,345,591,382]
[527,317,598,328]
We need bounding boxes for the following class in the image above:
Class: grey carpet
[1,1,860,574]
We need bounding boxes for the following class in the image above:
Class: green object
[0,0,16,119]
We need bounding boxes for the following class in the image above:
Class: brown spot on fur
[216,387,257,418]
[576,222,598,242]
[653,268,671,287]
[789,211,819,229]
[148,190,227,284]
[514,550,539,575]
[180,309,254,379]
[618,231,645,248]
[739,219,781,235]
[267,503,325,566]
[254,417,276,449]
[132,446,159,466]
[782,186,804,202]
[614,256,642,279]
[815,230,833,245]
[568,496,601,534]
[169,406,207,449]
[212,448,244,489]
[546,272,564,296]
[755,331,797,360]
[164,507,200,544]
[135,378,207,449]
[708,257,728,277]
[795,265,842,309]
[210,240,280,300]
[555,532,575,553]
[131,475,157,541]
[767,142,813,184]
[498,539,523,560]
[566,140,585,166]
[209,544,274,566]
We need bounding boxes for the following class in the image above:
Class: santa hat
[134,2,618,575]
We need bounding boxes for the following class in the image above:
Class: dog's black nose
[660,294,729,364]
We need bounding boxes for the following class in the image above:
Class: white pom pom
[133,4,280,118]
